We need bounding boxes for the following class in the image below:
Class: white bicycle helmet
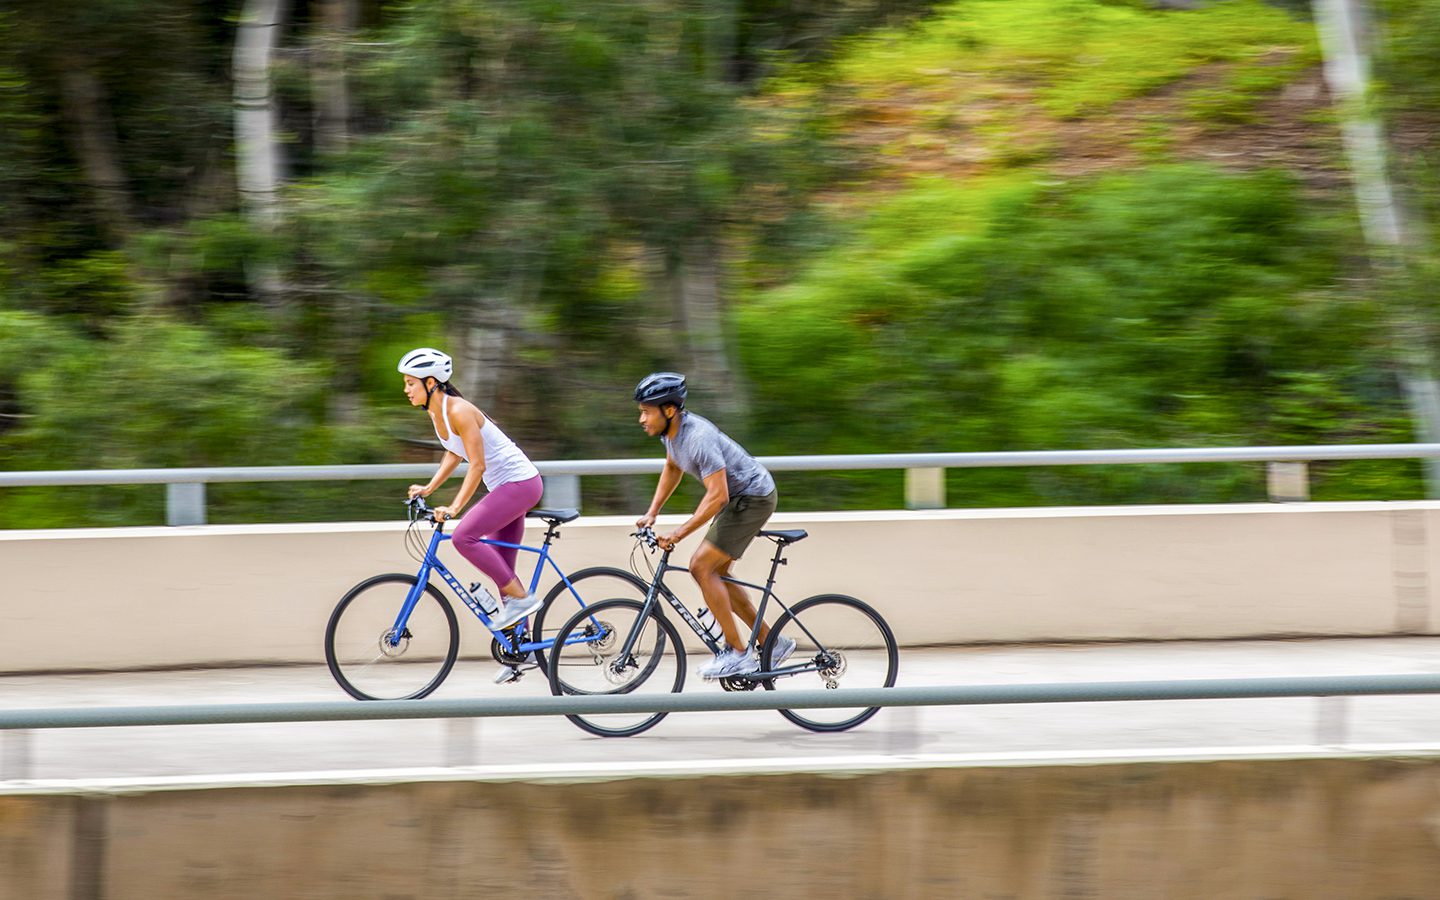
[398,348,453,384]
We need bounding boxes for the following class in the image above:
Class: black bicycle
[544,525,899,737]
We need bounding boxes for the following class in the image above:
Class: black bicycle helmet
[634,372,687,408]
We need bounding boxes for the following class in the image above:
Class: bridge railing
[3,673,1437,779]
[3,443,1439,525]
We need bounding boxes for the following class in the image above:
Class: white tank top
[433,394,540,491]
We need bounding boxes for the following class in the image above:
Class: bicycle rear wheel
[530,567,647,673]
[761,593,898,732]
[546,597,685,737]
[325,574,459,700]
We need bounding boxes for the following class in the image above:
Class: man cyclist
[633,372,796,679]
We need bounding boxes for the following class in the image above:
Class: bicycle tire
[546,597,685,738]
[325,573,460,701]
[760,593,898,732]
[530,567,648,673]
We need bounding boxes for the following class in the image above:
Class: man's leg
[718,561,772,645]
[690,541,749,652]
[692,545,775,660]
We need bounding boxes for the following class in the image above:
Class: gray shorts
[704,490,778,559]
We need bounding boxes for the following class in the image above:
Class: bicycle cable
[403,503,431,564]
[630,531,663,586]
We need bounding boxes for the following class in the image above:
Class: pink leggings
[450,475,544,591]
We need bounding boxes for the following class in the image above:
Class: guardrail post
[1,729,32,780]
[541,474,581,511]
[904,467,946,510]
[165,483,207,526]
[444,717,477,767]
[1316,695,1349,748]
[1266,462,1309,502]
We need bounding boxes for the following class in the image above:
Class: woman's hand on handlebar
[405,495,436,522]
[408,484,432,501]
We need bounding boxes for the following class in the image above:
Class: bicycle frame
[610,537,822,680]
[392,518,582,657]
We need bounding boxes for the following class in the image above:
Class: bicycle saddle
[760,528,808,544]
[528,508,580,524]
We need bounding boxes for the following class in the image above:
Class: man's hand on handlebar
[632,526,678,552]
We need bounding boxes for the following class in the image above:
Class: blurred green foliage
[0,310,393,526]
[736,165,1418,508]
[0,0,1435,527]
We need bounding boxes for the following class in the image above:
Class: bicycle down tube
[396,514,561,657]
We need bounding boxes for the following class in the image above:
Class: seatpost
[760,540,788,595]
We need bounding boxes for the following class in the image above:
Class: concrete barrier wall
[4,757,1440,899]
[3,501,1440,672]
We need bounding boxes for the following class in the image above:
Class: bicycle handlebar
[632,526,662,551]
[406,495,438,524]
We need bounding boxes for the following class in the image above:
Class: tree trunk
[660,240,748,423]
[233,0,290,302]
[1313,0,1440,494]
[57,61,133,245]
[312,0,355,157]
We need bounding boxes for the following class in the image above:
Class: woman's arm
[409,452,461,500]
[433,401,488,520]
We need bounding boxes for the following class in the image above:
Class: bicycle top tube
[432,532,544,555]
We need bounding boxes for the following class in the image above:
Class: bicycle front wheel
[325,574,459,701]
[546,597,685,738]
[761,593,898,732]
[531,567,648,673]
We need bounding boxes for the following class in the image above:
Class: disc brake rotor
[818,649,847,681]
[378,629,410,658]
[585,620,617,662]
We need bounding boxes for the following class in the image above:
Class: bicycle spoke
[762,594,898,732]
[325,575,459,700]
[547,597,685,737]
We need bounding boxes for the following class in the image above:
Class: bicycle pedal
[493,666,524,686]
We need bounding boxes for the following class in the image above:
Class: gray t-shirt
[662,412,775,498]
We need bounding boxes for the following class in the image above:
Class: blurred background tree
[1,0,1435,525]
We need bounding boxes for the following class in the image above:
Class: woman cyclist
[399,349,546,672]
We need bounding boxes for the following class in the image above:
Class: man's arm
[658,468,728,550]
[637,457,685,528]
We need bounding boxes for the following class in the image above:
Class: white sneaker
[490,593,543,630]
[698,647,759,681]
[493,653,539,685]
[769,635,798,667]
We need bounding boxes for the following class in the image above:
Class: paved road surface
[6,637,1440,787]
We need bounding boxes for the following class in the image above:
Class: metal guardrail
[3,443,1440,525]
[3,673,1440,729]
[3,674,1437,779]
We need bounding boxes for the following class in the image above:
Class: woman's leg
[449,476,544,595]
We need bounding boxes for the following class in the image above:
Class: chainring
[490,625,529,665]
[719,674,759,692]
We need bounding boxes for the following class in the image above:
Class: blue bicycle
[324,496,646,700]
